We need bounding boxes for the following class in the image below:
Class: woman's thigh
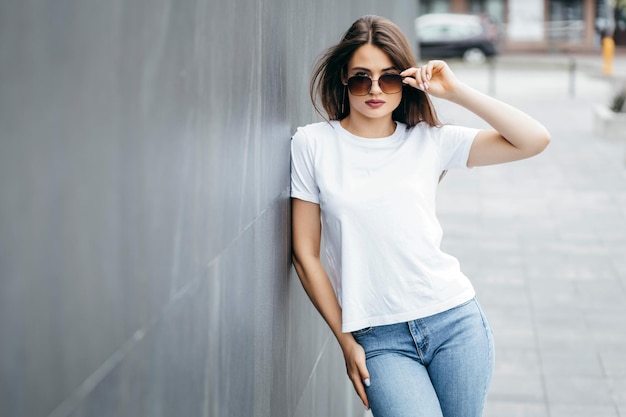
[425,299,495,417]
[352,323,443,417]
[365,352,443,417]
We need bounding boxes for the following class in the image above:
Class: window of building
[548,0,585,41]
[420,0,451,14]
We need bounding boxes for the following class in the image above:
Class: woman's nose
[369,79,383,94]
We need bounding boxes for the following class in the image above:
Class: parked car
[415,13,501,63]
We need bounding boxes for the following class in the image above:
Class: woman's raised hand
[401,60,460,100]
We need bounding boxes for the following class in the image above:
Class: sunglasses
[346,74,404,96]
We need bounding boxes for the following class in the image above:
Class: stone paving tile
[533,318,589,342]
[539,351,605,377]
[549,405,621,417]
[488,373,546,403]
[544,376,615,406]
[484,401,549,417]
[492,348,542,376]
[483,308,536,350]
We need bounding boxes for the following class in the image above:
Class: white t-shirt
[291,120,479,333]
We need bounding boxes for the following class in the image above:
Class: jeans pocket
[351,326,374,338]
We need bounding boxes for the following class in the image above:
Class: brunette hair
[310,15,440,127]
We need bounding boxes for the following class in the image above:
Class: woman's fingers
[401,67,421,90]
[402,60,458,98]
[418,66,430,90]
[349,372,370,409]
[345,343,370,409]
[402,63,435,91]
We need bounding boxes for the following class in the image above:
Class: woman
[291,15,549,417]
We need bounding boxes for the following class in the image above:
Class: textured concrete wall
[0,1,417,416]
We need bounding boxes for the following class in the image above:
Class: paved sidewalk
[435,58,626,417]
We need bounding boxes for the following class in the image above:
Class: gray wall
[0,1,417,416]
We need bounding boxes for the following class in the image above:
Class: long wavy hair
[310,15,440,127]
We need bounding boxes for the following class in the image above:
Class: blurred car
[415,13,500,63]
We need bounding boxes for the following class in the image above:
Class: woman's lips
[365,99,385,108]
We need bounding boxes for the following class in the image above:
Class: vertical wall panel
[0,1,418,416]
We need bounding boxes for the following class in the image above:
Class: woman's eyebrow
[349,66,398,72]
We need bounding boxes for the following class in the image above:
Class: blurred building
[420,0,626,51]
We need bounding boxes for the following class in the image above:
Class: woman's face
[344,43,403,122]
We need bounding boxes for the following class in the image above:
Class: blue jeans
[352,298,494,417]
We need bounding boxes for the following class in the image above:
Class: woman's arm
[401,60,551,167]
[291,198,371,409]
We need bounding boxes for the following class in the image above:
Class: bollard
[602,36,615,76]
[569,57,576,98]
[488,57,496,96]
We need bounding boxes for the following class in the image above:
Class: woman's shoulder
[295,120,335,136]
[409,122,480,152]
[409,121,441,132]
[403,121,440,140]
[292,120,336,145]
[409,122,474,138]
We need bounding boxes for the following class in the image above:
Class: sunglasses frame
[345,73,405,96]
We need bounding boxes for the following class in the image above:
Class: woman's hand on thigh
[343,341,370,409]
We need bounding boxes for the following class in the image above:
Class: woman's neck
[340,115,396,138]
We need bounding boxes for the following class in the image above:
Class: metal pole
[569,57,576,98]
[415,0,421,61]
[488,57,496,96]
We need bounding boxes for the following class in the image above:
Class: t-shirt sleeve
[290,127,320,204]
[435,124,480,170]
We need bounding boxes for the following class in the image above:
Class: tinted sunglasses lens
[379,74,403,93]
[347,76,371,96]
